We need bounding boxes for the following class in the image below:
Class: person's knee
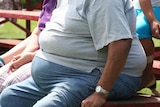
[33,90,82,107]
[0,87,13,106]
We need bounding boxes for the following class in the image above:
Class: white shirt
[37,0,146,77]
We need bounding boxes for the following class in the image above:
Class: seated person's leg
[0,64,10,92]
[0,77,43,107]
[0,63,31,92]
[2,63,31,91]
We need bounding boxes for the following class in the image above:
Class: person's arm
[0,0,57,65]
[0,25,41,64]
[8,50,38,72]
[81,39,132,107]
[139,0,156,23]
[98,39,132,91]
[139,0,160,39]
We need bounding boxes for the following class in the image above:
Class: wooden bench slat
[153,60,160,79]
[103,94,160,107]
[0,10,40,21]
[0,9,41,36]
[153,60,160,69]
[0,39,22,49]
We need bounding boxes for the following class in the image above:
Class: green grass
[153,38,160,47]
[138,80,160,95]
[0,19,37,39]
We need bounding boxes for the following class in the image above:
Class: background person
[133,0,160,96]
[0,0,56,92]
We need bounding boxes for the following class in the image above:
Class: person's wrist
[0,57,5,67]
[95,85,109,96]
[95,91,108,99]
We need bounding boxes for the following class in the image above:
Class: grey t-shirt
[37,0,146,77]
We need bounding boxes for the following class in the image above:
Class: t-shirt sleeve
[87,0,133,50]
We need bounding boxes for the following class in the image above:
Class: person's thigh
[0,77,46,107]
[33,71,100,107]
[107,74,141,101]
[2,63,31,88]
[31,57,101,107]
[0,64,10,92]
[1,57,101,107]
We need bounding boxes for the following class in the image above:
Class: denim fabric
[0,57,141,107]
[0,57,101,107]
[108,74,141,101]
[136,7,160,39]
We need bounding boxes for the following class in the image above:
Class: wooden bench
[0,39,22,49]
[0,0,43,37]
[0,10,40,36]
[0,0,42,51]
[153,47,160,79]
[0,39,22,55]
[0,9,40,52]
[103,94,160,107]
[0,10,40,21]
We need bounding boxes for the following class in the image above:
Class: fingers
[81,99,93,107]
[152,22,160,39]
[7,63,16,72]
[154,26,160,39]
[81,100,100,107]
[13,55,21,61]
[7,56,21,72]
[81,100,85,107]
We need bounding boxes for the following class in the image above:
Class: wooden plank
[0,39,22,48]
[154,47,160,60]
[153,60,160,79]
[103,94,160,107]
[0,10,40,36]
[153,47,160,79]
[0,10,40,21]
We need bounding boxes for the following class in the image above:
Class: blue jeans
[0,57,141,107]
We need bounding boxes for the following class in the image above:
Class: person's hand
[7,52,35,72]
[81,92,107,107]
[150,20,160,39]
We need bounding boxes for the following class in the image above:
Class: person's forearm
[21,26,40,54]
[1,38,29,64]
[1,26,41,64]
[139,0,156,23]
[98,39,132,91]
